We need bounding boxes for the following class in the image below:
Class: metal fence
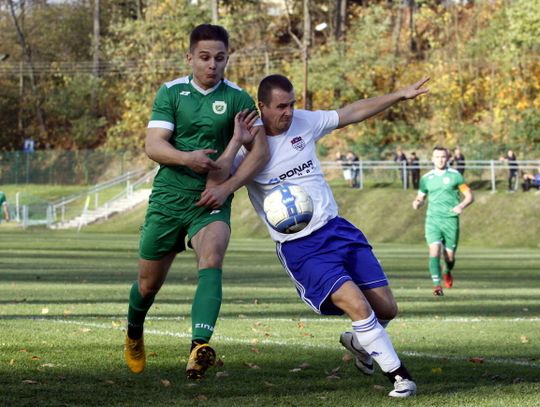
[0,150,153,185]
[320,160,540,192]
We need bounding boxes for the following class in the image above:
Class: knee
[198,253,224,269]
[138,280,161,298]
[376,300,398,321]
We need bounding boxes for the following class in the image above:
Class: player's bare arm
[197,117,269,208]
[145,127,220,174]
[412,192,426,210]
[452,185,474,214]
[336,77,430,129]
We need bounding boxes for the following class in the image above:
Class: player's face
[432,149,449,170]
[258,88,296,136]
[187,40,229,90]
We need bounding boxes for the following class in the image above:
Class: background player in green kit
[0,191,9,222]
[412,146,474,296]
[124,24,268,379]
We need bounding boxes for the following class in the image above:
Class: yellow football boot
[186,343,216,380]
[124,334,146,374]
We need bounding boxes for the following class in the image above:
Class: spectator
[394,147,408,188]
[408,151,421,189]
[346,151,360,188]
[336,151,352,186]
[23,138,35,153]
[500,150,519,192]
[450,147,466,175]
[0,191,9,222]
[522,171,540,192]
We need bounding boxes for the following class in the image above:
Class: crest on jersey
[212,101,227,115]
[443,177,450,184]
[291,136,305,151]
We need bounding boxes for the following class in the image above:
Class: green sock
[429,257,442,286]
[127,282,155,339]
[191,268,222,343]
[445,259,455,273]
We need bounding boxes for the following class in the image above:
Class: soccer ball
[263,182,313,234]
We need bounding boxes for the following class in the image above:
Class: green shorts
[425,216,460,252]
[139,194,233,260]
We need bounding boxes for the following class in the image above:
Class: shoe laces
[127,339,144,359]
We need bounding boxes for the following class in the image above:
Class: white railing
[319,160,540,192]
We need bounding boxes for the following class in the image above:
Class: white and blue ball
[263,182,313,234]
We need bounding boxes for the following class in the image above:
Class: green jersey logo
[212,101,227,115]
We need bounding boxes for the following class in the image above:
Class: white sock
[352,311,401,373]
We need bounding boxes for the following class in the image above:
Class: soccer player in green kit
[124,24,268,379]
[412,146,474,296]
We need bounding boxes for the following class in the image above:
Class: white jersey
[233,109,340,242]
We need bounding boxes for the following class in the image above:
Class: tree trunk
[91,0,100,111]
[211,0,219,24]
[8,0,47,140]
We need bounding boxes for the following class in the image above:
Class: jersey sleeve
[310,110,339,141]
[419,176,428,194]
[234,89,257,114]
[148,85,175,130]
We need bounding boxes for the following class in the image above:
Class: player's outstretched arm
[336,77,430,129]
[145,127,220,174]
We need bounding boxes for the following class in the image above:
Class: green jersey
[148,75,255,208]
[0,191,6,206]
[419,168,465,218]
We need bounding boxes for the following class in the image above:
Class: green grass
[0,231,538,406]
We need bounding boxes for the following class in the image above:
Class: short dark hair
[433,145,448,156]
[258,74,294,105]
[189,24,229,52]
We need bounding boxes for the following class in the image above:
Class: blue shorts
[276,216,388,315]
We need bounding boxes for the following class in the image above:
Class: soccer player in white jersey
[204,74,429,397]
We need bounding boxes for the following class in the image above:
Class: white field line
[36,318,540,369]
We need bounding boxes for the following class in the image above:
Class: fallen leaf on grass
[111,321,121,328]
[19,349,28,353]
[9,359,15,365]
[147,351,158,358]
[373,384,386,391]
[40,363,55,368]
[264,381,274,387]
[520,336,529,344]
[215,371,229,378]
[244,362,260,369]
[251,347,260,354]
[160,379,171,387]
[297,322,306,329]
[41,308,49,315]
[22,380,39,384]
[196,395,208,401]
[79,328,91,333]
[63,309,72,316]
[31,356,41,360]
[513,377,523,384]
[101,380,115,385]
[289,368,302,373]
[342,353,353,362]
[297,363,310,369]
[468,357,484,364]
[431,367,443,374]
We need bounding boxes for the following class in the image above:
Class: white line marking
[36,318,540,369]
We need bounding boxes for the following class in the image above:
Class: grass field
[0,230,539,406]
